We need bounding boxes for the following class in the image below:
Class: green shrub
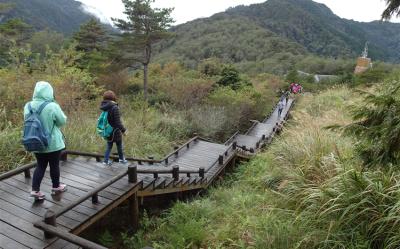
[128,87,400,249]
[345,71,400,168]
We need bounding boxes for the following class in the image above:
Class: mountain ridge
[155,0,400,67]
[0,0,97,34]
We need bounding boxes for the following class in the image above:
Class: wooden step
[153,178,167,190]
[188,177,197,186]
[141,177,156,190]
[164,178,175,188]
[173,178,184,187]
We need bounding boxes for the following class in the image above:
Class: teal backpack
[97,111,113,138]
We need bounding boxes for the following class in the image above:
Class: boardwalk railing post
[129,193,139,231]
[60,150,68,162]
[92,193,99,204]
[218,155,224,165]
[24,169,31,179]
[148,156,154,165]
[233,141,237,150]
[174,146,179,156]
[172,166,179,181]
[44,210,56,239]
[128,165,138,183]
[153,173,158,179]
[199,167,205,178]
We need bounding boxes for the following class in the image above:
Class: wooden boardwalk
[0,97,294,249]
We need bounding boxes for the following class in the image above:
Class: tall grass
[65,97,192,158]
[127,86,400,249]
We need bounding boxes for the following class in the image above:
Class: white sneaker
[30,191,45,200]
[52,184,67,195]
[119,159,128,164]
[103,161,113,166]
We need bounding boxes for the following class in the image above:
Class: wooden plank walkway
[0,97,295,249]
[232,99,294,156]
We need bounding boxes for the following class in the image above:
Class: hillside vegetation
[0,47,283,173]
[155,0,400,73]
[122,75,400,248]
[0,0,97,34]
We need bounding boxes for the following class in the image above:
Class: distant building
[354,42,372,74]
[297,70,339,83]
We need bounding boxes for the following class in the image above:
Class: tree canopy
[73,19,107,53]
[382,0,400,20]
[112,0,174,101]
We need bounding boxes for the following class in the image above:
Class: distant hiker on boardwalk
[98,90,128,165]
[289,83,296,93]
[292,83,302,94]
[284,91,290,105]
[277,99,285,117]
[23,81,67,200]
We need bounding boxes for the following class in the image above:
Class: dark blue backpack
[22,101,52,152]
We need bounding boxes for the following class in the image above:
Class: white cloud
[77,0,400,25]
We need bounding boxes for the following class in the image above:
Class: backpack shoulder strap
[36,101,51,115]
[28,103,33,114]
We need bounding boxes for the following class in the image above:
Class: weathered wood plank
[0,180,95,221]
[0,190,77,229]
[0,234,30,249]
[3,177,104,217]
[63,161,128,189]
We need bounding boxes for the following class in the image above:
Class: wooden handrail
[161,136,199,162]
[65,151,161,164]
[224,131,239,146]
[34,166,139,243]
[53,166,136,218]
[0,162,36,181]
[34,221,107,249]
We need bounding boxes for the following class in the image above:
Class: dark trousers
[32,150,62,191]
[104,140,124,163]
[278,108,283,117]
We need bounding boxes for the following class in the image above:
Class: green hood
[32,81,54,101]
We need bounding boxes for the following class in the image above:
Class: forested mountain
[0,0,95,34]
[1,0,399,70]
[155,15,307,73]
[155,0,400,67]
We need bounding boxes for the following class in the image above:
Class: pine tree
[73,18,107,52]
[382,0,400,20]
[217,66,241,89]
[345,72,400,168]
[112,0,173,101]
[73,19,110,74]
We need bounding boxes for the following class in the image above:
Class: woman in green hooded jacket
[23,81,67,200]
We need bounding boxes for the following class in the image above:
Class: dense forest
[155,0,400,72]
[0,0,100,34]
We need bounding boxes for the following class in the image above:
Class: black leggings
[32,150,62,191]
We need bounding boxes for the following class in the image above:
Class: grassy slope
[125,87,398,249]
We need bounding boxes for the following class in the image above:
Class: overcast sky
[77,0,399,25]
